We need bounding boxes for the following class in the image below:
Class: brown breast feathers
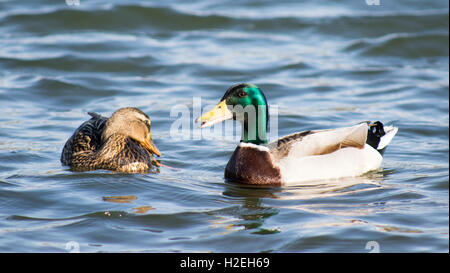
[224,145,282,186]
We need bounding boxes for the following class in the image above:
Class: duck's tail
[366,121,398,155]
[88,112,104,119]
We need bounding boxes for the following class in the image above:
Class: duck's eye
[238,91,247,98]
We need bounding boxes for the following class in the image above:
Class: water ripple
[0,0,448,253]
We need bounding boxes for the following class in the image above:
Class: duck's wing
[60,112,108,165]
[269,123,368,161]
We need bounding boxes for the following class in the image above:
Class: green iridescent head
[197,83,269,145]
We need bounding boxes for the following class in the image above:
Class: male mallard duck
[61,107,161,173]
[196,83,398,186]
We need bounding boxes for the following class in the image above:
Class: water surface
[0,0,448,252]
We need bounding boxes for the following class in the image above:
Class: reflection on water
[223,170,385,201]
[0,0,447,252]
[103,195,138,203]
[132,206,155,214]
[217,169,432,239]
[214,171,387,236]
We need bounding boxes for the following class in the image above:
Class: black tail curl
[366,121,386,154]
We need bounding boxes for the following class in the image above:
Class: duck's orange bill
[142,138,161,157]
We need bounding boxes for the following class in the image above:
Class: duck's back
[60,112,107,166]
[225,124,378,185]
[270,123,384,184]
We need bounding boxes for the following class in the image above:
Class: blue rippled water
[0,0,448,252]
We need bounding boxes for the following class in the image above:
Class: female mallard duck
[196,83,398,186]
[61,107,161,173]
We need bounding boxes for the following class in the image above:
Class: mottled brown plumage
[61,107,161,173]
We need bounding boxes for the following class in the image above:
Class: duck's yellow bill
[196,100,233,128]
[142,138,161,157]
